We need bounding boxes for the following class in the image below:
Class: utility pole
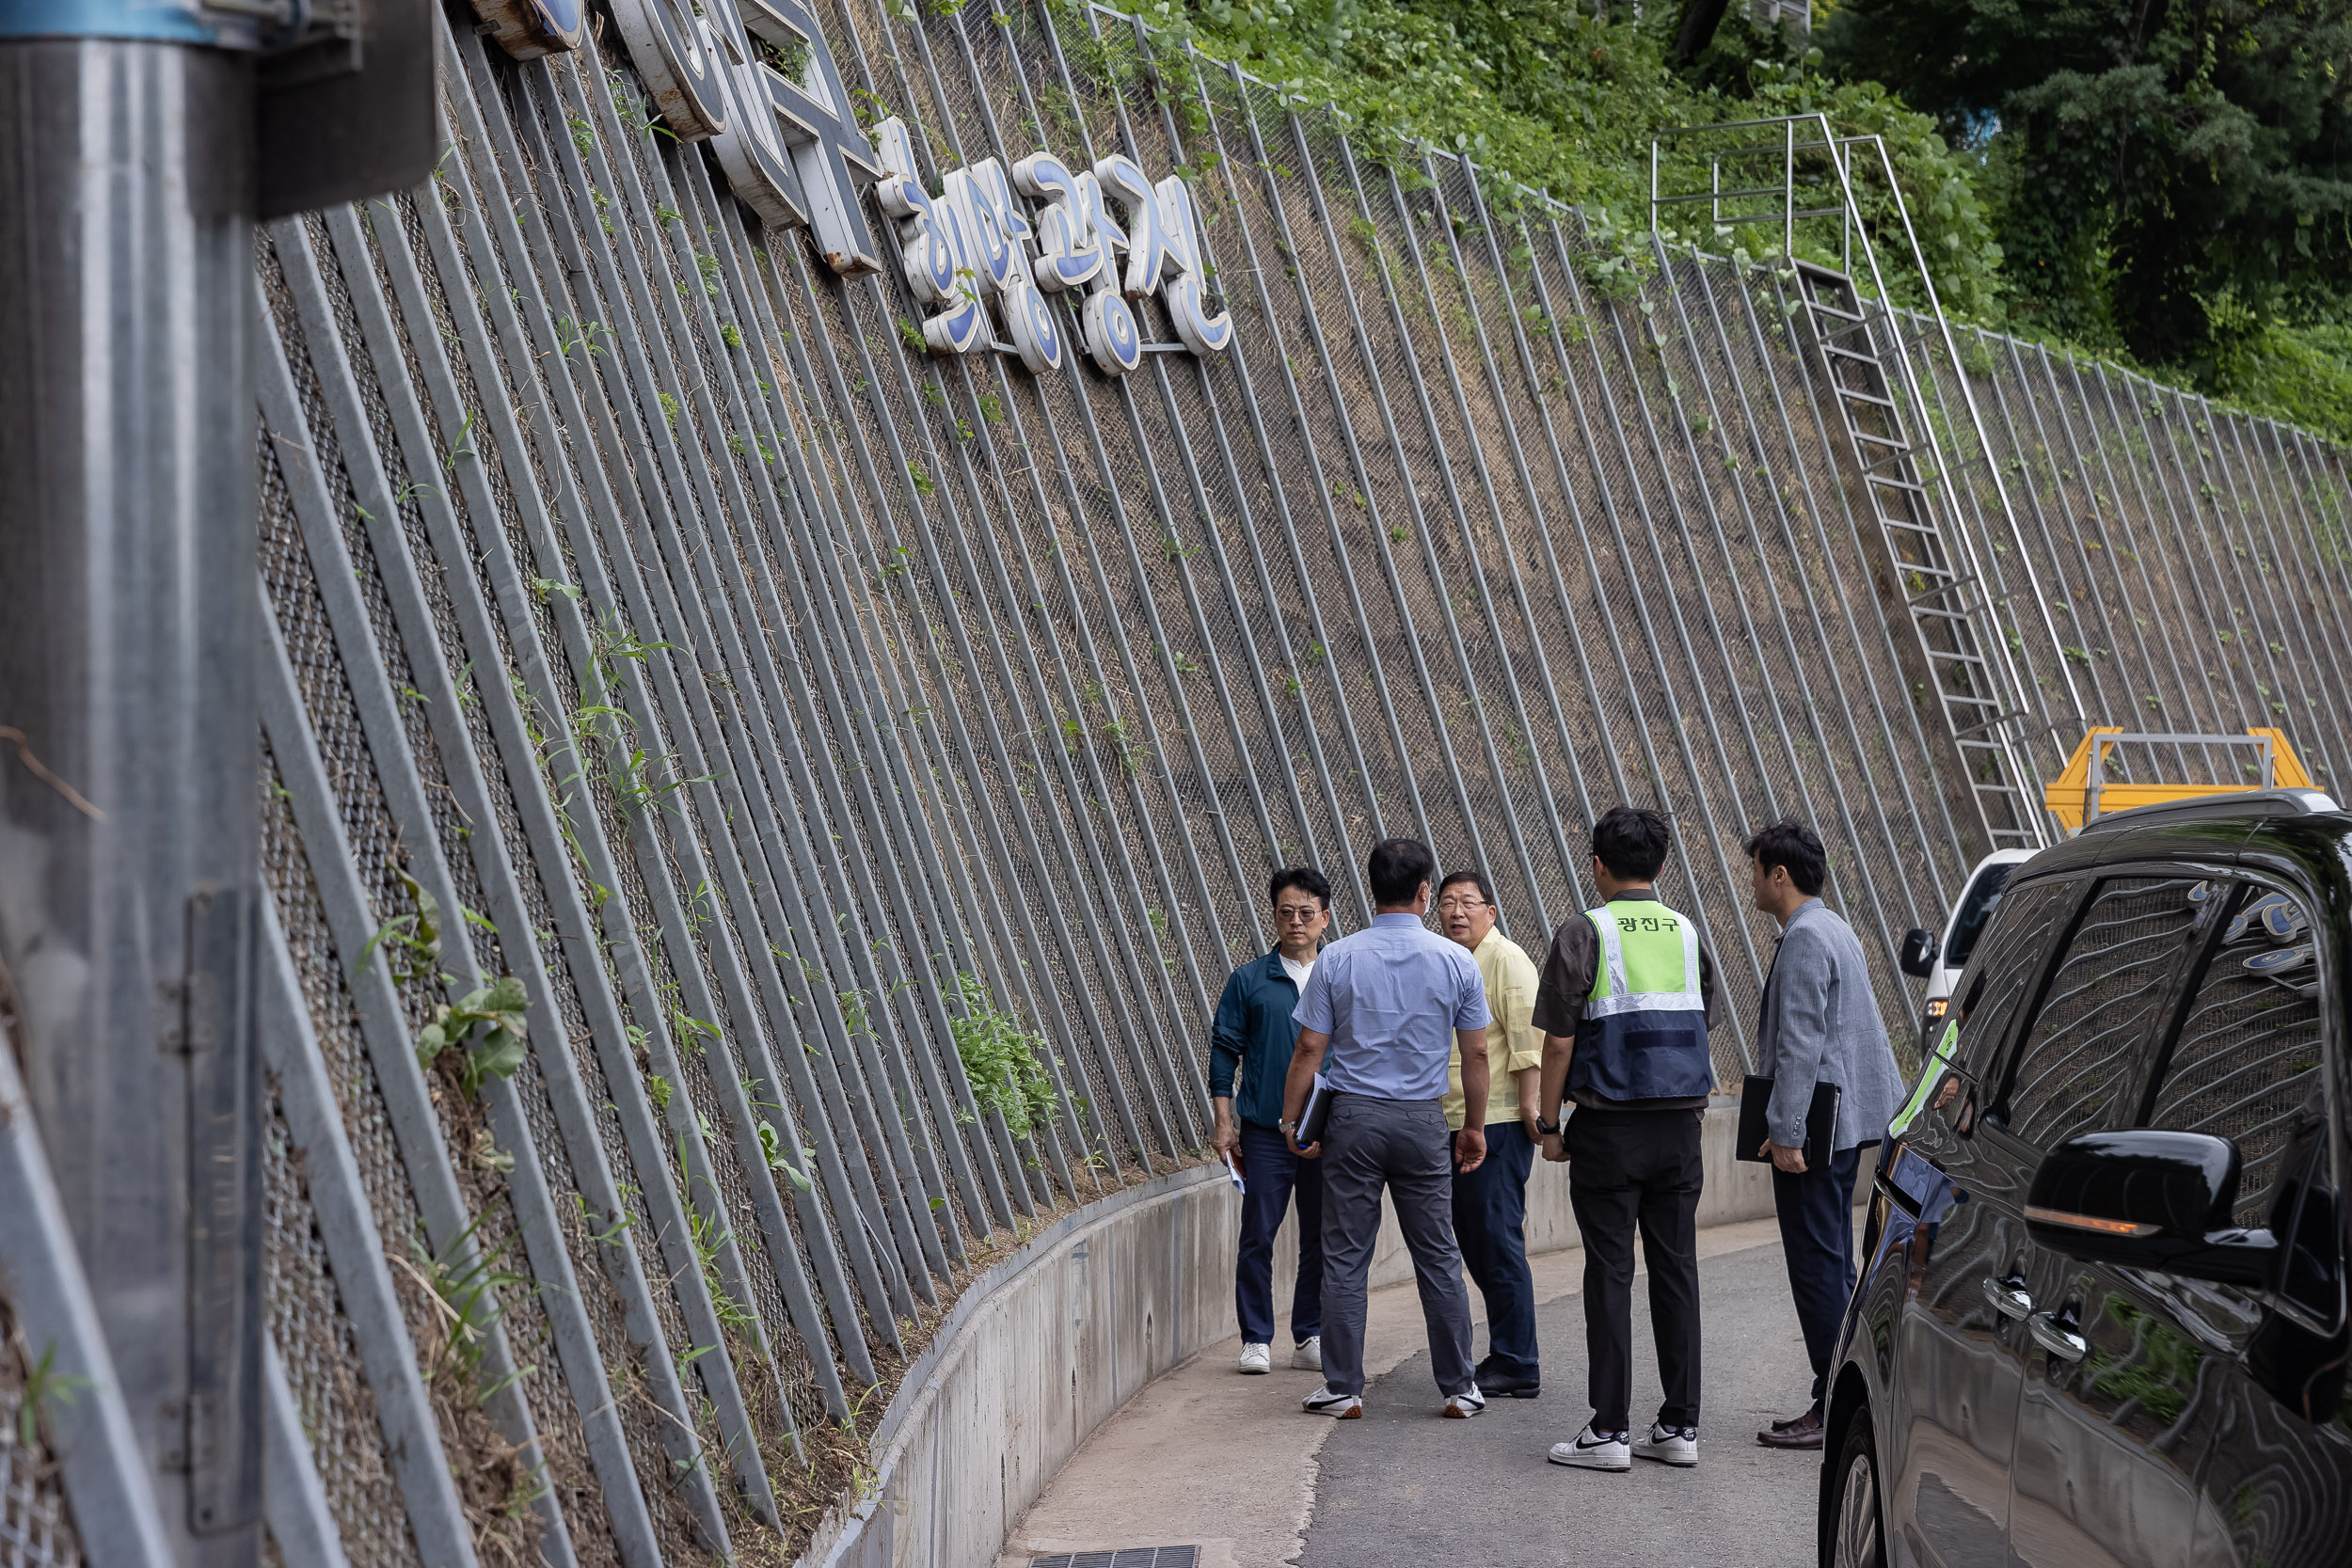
[0,6,434,1563]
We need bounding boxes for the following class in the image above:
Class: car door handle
[1981,1275,2034,1320]
[2028,1310,2089,1362]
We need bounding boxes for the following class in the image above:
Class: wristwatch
[1534,1116,1562,1136]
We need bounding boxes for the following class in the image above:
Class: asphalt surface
[1298,1241,1829,1568]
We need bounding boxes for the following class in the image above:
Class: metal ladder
[1792,261,2043,848]
[1651,115,2059,852]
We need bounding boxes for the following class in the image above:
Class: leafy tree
[1822,0,2352,379]
[1155,1,2001,310]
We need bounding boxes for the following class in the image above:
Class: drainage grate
[1030,1551,1199,1568]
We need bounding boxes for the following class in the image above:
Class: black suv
[1822,793,2351,1568]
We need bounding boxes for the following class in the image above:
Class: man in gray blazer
[1744,820,1904,1451]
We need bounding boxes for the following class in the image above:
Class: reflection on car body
[1820,799,2352,1568]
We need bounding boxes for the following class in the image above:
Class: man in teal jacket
[1210,866,1331,1375]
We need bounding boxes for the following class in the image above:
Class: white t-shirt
[1279,953,1314,993]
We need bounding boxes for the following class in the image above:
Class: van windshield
[1944,863,2017,971]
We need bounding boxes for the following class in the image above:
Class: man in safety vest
[1530,805,1721,1472]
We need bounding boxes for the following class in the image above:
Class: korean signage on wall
[471,0,1232,375]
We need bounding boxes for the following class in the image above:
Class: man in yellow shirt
[1438,870,1547,1399]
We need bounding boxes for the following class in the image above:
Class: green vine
[947,974,1059,1139]
[415,976,531,1101]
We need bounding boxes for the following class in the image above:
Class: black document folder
[1294,1072,1333,1148]
[1736,1075,1840,1165]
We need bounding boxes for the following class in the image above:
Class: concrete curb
[804,1162,1229,1568]
[799,1102,1867,1568]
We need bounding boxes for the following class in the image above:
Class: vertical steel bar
[1207,60,1444,858]
[434,38,912,1354]
[1514,214,1760,1068]
[256,285,655,1552]
[493,61,930,1328]
[1267,106,1499,879]
[0,1011,178,1568]
[1740,266,1976,882]
[309,189,778,1520]
[0,43,264,1565]
[2132,380,2279,739]
[1377,154,1583,928]
[768,237,1091,1197]
[1648,245,1923,951]
[2202,402,2348,778]
[542,55,966,1280]
[1534,216,1770,1029]
[1975,333,2127,728]
[2033,345,2208,769]
[2083,362,2234,738]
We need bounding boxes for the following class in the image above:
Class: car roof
[2014,788,2352,888]
[2080,787,2340,833]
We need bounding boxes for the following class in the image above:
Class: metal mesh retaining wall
[206,1,2352,1562]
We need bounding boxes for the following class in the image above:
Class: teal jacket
[1210,949,1304,1129]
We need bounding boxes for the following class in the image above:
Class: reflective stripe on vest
[1583,905,1703,1016]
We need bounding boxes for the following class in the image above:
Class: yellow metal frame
[2042,728,2312,834]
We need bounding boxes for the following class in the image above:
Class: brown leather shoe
[1768,1403,1823,1433]
[1756,1408,1824,1449]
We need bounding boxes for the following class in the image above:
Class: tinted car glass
[1941,877,2076,1079]
[1994,875,2209,1147]
[1943,862,2017,972]
[2145,884,2328,1226]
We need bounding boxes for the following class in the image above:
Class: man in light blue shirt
[1280,839,1492,1419]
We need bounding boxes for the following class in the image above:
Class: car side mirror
[1899,927,1938,979]
[2026,1130,2281,1286]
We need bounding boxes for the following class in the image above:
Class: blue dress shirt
[1293,912,1491,1101]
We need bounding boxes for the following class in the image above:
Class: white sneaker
[1239,1341,1272,1375]
[1549,1423,1632,1470]
[1290,1336,1323,1370]
[1302,1385,1363,1418]
[1632,1421,1699,1466]
[1443,1386,1486,1418]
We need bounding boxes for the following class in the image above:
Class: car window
[1993,875,2213,1148]
[1941,877,2077,1079]
[1943,862,2018,973]
[2144,884,2328,1227]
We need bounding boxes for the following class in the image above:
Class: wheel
[1830,1404,1885,1568]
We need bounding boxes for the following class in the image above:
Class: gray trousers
[1317,1093,1477,1398]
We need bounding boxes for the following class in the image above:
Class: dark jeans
[1453,1119,1538,1380]
[1565,1106,1703,1432]
[1773,1140,1867,1406]
[1235,1119,1323,1344]
[1320,1094,1476,1399]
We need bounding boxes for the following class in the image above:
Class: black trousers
[1565,1106,1703,1432]
[1773,1140,1866,1406]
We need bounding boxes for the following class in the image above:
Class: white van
[1896,847,2032,1052]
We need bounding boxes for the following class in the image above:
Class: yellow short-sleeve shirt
[1443,927,1546,1130]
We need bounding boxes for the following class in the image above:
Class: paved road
[1299,1241,1829,1568]
[1004,1216,1844,1568]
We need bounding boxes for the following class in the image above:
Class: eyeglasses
[1275,905,1325,922]
[1436,898,1489,915]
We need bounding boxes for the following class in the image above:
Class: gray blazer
[1755,898,1905,1152]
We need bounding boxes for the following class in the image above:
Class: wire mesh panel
[0,1301,85,1568]
[133,0,2352,1560]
